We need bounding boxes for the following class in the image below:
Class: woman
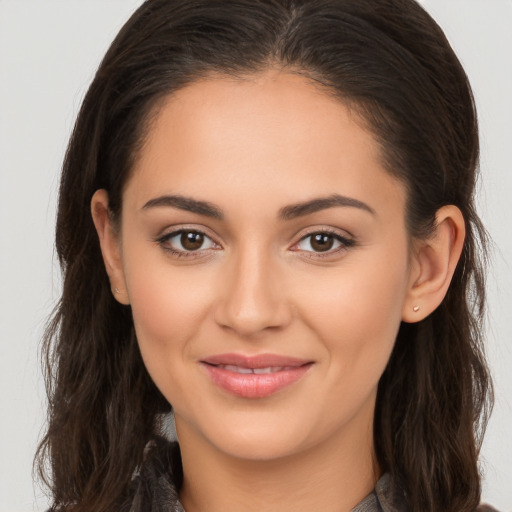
[36,0,495,511]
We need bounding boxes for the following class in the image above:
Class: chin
[214,432,310,462]
[208,412,330,462]
[176,408,316,462]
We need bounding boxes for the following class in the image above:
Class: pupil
[311,233,333,252]
[181,231,204,251]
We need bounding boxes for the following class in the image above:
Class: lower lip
[200,363,313,399]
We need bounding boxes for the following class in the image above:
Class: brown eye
[181,231,205,251]
[158,229,217,254]
[295,231,354,255]
[310,233,334,252]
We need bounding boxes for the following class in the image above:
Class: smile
[199,354,313,399]
[214,365,299,374]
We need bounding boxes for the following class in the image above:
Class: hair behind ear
[375,209,491,512]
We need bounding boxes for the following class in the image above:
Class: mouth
[199,353,314,399]
[210,364,302,374]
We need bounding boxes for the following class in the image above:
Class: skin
[92,70,465,512]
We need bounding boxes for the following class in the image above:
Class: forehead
[125,71,406,221]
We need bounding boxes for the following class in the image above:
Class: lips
[214,364,299,374]
[199,353,313,399]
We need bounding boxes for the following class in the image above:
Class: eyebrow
[278,193,375,220]
[141,193,375,220]
[142,195,224,219]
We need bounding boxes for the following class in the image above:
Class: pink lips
[200,353,313,399]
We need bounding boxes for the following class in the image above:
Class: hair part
[36,1,492,511]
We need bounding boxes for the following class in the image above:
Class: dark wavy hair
[36,0,492,511]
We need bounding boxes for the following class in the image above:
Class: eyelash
[154,229,219,259]
[154,228,356,260]
[293,228,356,259]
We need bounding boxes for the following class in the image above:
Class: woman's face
[113,72,415,461]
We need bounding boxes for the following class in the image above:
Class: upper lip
[200,353,313,369]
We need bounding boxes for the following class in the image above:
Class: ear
[91,189,130,305]
[402,205,465,323]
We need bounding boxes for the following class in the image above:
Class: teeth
[222,365,253,374]
[253,367,283,374]
[217,365,290,374]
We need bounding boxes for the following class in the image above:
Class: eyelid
[155,224,222,244]
[290,226,356,257]
[153,224,356,260]
[154,225,222,258]
[293,225,355,243]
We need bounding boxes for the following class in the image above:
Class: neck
[177,414,379,512]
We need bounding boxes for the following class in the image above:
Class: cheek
[122,252,216,395]
[296,249,409,380]
[123,237,214,339]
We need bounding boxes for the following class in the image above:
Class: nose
[213,245,292,338]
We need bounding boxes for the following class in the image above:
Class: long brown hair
[36,1,492,510]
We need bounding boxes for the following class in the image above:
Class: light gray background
[0,1,510,510]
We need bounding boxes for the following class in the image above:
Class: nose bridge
[214,239,290,337]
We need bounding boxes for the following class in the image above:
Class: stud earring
[114,288,120,294]
[413,305,420,312]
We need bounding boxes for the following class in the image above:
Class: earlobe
[402,205,465,323]
[91,189,130,305]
